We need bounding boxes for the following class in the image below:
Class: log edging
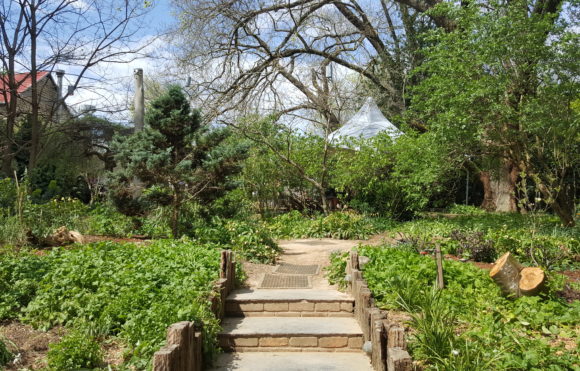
[152,250,236,371]
[346,250,414,371]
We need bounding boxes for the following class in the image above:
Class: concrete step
[208,352,373,371]
[225,289,354,317]
[219,317,364,352]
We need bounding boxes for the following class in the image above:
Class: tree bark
[479,171,495,211]
[27,1,40,170]
[489,252,522,297]
[171,188,181,238]
[479,160,518,212]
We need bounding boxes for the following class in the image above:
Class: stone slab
[227,289,353,302]
[220,317,363,337]
[208,352,373,371]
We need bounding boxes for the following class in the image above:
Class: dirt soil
[0,321,65,370]
[83,235,150,244]
[242,238,363,290]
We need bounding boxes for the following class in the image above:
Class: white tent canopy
[328,97,402,144]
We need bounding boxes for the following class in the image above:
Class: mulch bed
[0,321,64,370]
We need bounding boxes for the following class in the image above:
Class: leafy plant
[47,331,103,370]
[195,218,280,263]
[0,252,50,319]
[326,251,349,289]
[268,211,391,240]
[86,203,136,237]
[0,239,224,367]
[0,337,13,367]
[347,244,580,370]
[400,287,455,363]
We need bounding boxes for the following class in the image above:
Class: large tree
[409,0,579,226]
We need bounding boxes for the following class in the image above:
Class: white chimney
[55,69,65,99]
[134,68,144,131]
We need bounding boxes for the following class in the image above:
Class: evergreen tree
[110,86,246,237]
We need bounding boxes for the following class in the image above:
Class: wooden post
[435,244,444,289]
[220,250,228,279]
[387,348,413,371]
[193,330,203,371]
[166,322,194,371]
[153,344,179,371]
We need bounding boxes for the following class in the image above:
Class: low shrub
[446,204,487,215]
[47,331,103,370]
[390,213,579,268]
[86,203,136,237]
[195,218,280,263]
[23,198,90,240]
[450,230,497,262]
[268,211,393,240]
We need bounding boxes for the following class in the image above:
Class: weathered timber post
[435,244,445,289]
[153,321,198,371]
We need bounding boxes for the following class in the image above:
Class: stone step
[219,317,364,352]
[208,352,373,371]
[225,289,354,317]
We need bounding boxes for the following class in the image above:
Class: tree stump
[489,252,523,297]
[519,267,546,296]
[44,226,84,246]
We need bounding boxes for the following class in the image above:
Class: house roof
[0,71,51,104]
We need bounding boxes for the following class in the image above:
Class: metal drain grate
[274,263,319,275]
[259,274,311,289]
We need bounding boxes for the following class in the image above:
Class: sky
[59,1,177,123]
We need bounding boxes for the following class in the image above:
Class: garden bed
[329,244,580,370]
[0,239,225,370]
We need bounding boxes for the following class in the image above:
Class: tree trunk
[1,122,15,176]
[171,193,180,238]
[479,171,495,211]
[28,5,40,170]
[480,160,518,212]
[536,182,576,227]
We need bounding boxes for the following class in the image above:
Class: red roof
[0,71,51,104]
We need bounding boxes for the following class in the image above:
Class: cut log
[43,226,84,247]
[489,252,523,297]
[519,267,546,296]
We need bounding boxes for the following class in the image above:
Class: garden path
[210,238,373,371]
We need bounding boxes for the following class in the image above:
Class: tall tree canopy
[409,0,579,225]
